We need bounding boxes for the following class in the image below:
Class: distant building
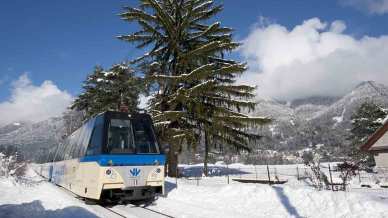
[361,121,388,185]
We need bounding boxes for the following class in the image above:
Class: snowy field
[0,168,104,218]
[1,165,388,218]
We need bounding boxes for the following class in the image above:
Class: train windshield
[107,118,159,154]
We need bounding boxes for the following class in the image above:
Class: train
[36,111,166,203]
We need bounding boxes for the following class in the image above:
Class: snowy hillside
[252,81,388,156]
[0,117,65,160]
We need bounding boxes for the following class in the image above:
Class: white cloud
[340,0,388,15]
[0,74,73,126]
[238,18,388,101]
[138,94,152,109]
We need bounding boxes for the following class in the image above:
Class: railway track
[48,178,174,218]
[102,204,175,218]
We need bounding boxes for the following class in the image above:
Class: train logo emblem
[130,168,141,177]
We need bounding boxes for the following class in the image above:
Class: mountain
[252,81,388,156]
[0,117,65,160]
[0,121,30,135]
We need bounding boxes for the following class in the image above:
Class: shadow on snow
[273,186,303,218]
[0,200,98,218]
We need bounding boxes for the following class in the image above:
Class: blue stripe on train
[80,154,166,166]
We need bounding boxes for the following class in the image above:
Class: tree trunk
[204,130,209,177]
[167,146,178,177]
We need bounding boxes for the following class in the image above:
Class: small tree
[337,161,358,191]
[72,64,143,120]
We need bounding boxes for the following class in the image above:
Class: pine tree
[349,102,388,166]
[118,0,270,177]
[72,64,143,120]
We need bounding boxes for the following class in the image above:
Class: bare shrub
[303,151,329,190]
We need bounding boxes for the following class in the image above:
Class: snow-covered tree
[72,64,143,120]
[348,102,388,166]
[0,146,26,181]
[118,0,270,176]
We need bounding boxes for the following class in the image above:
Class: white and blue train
[37,111,165,202]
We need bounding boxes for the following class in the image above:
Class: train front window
[106,117,160,154]
[133,119,159,154]
[107,119,135,154]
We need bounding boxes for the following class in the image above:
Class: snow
[144,163,388,218]
[332,115,343,123]
[376,115,388,124]
[332,108,346,124]
[0,168,103,218]
[13,123,21,126]
[1,164,388,218]
[149,177,388,218]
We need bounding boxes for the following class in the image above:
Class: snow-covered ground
[146,163,388,218]
[1,164,388,218]
[0,168,110,218]
[150,178,388,218]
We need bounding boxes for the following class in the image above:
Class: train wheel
[84,198,99,205]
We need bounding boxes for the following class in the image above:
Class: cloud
[138,94,151,109]
[340,0,388,15]
[0,74,73,126]
[238,18,388,101]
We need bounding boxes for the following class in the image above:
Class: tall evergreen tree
[349,102,388,166]
[118,0,270,177]
[72,64,143,120]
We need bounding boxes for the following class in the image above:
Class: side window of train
[74,118,95,158]
[66,130,80,160]
[81,118,96,157]
[55,139,67,161]
[86,116,104,156]
[73,126,86,159]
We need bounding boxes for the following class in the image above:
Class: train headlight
[156,168,161,173]
[105,168,116,179]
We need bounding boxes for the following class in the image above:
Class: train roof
[94,110,152,120]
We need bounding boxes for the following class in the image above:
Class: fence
[175,164,388,194]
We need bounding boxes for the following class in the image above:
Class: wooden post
[175,164,178,189]
[329,164,334,191]
[255,165,258,180]
[267,165,271,185]
[226,163,230,184]
[296,166,300,180]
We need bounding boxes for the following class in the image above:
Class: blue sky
[1,0,388,125]
[1,0,388,101]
